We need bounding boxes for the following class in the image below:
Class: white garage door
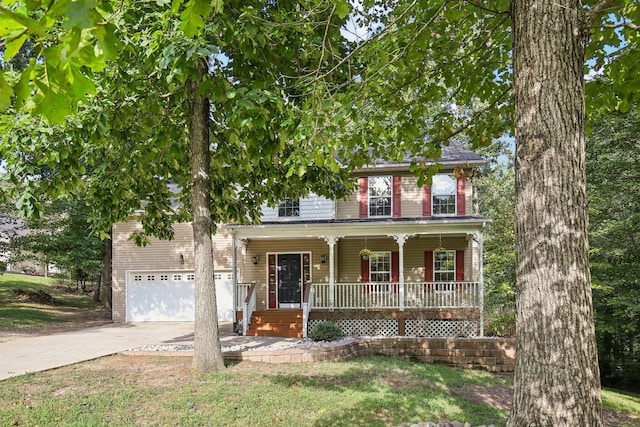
[127,271,234,322]
[128,272,195,321]
[214,271,234,322]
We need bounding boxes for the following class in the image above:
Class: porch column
[476,231,485,337]
[322,236,341,310]
[232,232,238,316]
[389,233,409,311]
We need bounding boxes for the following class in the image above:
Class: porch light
[320,255,327,264]
[179,254,185,264]
[252,256,259,265]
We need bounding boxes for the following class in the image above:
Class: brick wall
[222,337,515,372]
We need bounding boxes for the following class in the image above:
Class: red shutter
[302,253,311,296]
[424,251,434,290]
[456,177,466,216]
[423,185,432,216]
[268,254,277,309]
[359,177,369,218]
[393,176,401,218]
[391,251,399,293]
[361,257,370,293]
[456,250,465,281]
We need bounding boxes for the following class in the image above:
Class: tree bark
[98,235,112,309]
[509,1,602,425]
[190,64,225,372]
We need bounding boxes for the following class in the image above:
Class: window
[434,250,456,284]
[369,176,392,217]
[432,174,456,216]
[187,273,195,281]
[133,275,142,281]
[173,274,182,281]
[160,275,168,281]
[278,198,300,217]
[146,275,155,281]
[370,252,391,292]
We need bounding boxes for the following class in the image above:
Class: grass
[1,273,638,426]
[603,388,640,419]
[0,355,512,427]
[0,355,637,427]
[0,272,106,330]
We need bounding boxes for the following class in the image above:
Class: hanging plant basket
[359,249,372,260]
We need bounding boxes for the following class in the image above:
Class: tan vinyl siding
[241,238,330,310]
[336,192,359,220]
[401,175,423,217]
[212,225,233,270]
[337,235,470,283]
[112,221,195,322]
[465,179,473,216]
[336,173,474,219]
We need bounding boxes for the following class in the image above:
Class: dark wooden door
[277,254,301,305]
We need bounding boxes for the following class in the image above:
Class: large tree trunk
[509,1,602,425]
[190,65,225,372]
[98,235,112,309]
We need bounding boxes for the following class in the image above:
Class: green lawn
[0,355,638,427]
[0,272,106,330]
[1,273,638,426]
[0,355,512,427]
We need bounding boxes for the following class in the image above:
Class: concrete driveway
[0,322,195,381]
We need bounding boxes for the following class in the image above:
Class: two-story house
[111,140,489,338]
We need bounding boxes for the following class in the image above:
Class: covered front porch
[229,218,487,338]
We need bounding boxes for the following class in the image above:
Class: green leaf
[0,72,14,111]
[3,33,28,60]
[14,64,33,108]
[179,0,213,37]
[63,0,97,30]
[0,6,47,37]
[335,0,351,19]
[33,87,73,124]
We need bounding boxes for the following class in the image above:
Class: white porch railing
[236,282,253,310]
[312,281,480,309]
[241,283,256,336]
[302,283,314,339]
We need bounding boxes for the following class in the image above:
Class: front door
[278,254,302,307]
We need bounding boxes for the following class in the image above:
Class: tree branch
[587,0,619,25]
[600,22,640,31]
[463,0,510,15]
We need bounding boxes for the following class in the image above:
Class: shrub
[309,321,343,342]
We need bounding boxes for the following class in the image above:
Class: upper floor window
[278,198,300,217]
[432,174,456,216]
[369,176,392,217]
[434,250,456,282]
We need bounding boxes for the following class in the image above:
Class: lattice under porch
[308,308,480,338]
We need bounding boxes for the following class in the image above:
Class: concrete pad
[0,322,304,381]
[0,322,195,380]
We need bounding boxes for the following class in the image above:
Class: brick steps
[246,310,303,338]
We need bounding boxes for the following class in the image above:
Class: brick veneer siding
[223,337,515,372]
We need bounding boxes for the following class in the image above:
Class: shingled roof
[372,139,484,165]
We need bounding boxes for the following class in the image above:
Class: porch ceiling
[228,217,488,239]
